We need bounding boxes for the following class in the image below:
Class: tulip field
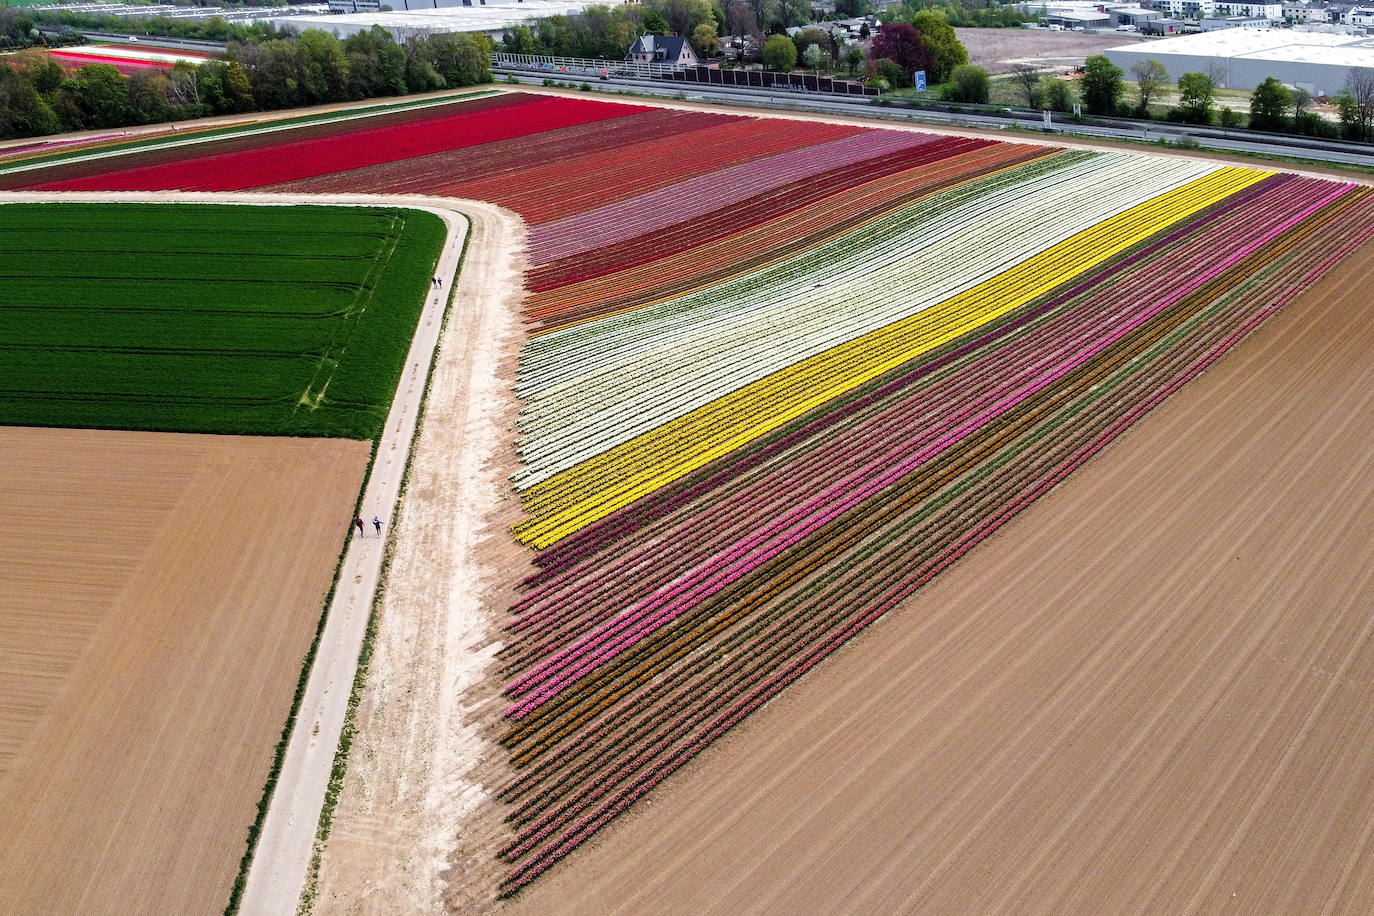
[8,91,1374,899]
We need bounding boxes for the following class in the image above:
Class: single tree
[63,64,132,129]
[430,33,490,86]
[1337,68,1374,140]
[167,61,201,109]
[778,0,810,28]
[744,0,776,32]
[803,42,825,71]
[1291,86,1320,134]
[1248,76,1290,131]
[846,45,863,75]
[873,57,906,88]
[946,63,990,104]
[692,22,720,56]
[1176,71,1214,123]
[868,22,932,80]
[726,1,759,57]
[1080,54,1123,115]
[126,68,173,123]
[1292,86,1312,117]
[296,29,350,104]
[1042,77,1075,113]
[643,8,670,35]
[792,27,834,66]
[1010,63,1041,107]
[657,0,715,36]
[908,10,966,83]
[762,33,797,71]
[1204,60,1228,91]
[1129,58,1167,116]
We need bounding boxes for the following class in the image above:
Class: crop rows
[26,93,1374,897]
[0,203,444,438]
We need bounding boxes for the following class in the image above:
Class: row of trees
[1079,54,1367,140]
[504,0,970,92]
[0,26,491,140]
[501,0,810,60]
[752,16,972,94]
[886,0,1030,29]
[11,7,279,46]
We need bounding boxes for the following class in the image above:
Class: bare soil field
[501,237,1374,913]
[0,427,367,916]
[956,26,1144,74]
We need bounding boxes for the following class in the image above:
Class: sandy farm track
[0,428,367,916]
[502,237,1374,912]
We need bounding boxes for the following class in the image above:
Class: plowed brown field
[0,427,368,916]
[500,239,1374,912]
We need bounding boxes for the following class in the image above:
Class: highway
[79,30,229,52]
[494,69,1374,169]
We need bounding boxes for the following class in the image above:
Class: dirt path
[502,237,1374,914]
[302,200,526,916]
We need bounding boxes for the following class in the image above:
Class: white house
[626,35,699,67]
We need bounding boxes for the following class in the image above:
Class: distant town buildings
[1106,27,1374,93]
[271,0,615,40]
[1018,0,1374,30]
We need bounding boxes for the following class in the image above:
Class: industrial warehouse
[1106,29,1374,95]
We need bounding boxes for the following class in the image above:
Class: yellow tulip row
[514,165,1271,548]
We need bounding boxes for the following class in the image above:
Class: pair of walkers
[355,515,382,537]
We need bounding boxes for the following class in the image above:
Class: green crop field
[0,203,445,439]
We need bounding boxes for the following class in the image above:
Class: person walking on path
[354,515,365,536]
[372,516,382,536]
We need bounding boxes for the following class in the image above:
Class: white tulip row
[512,152,1221,489]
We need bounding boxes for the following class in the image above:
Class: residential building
[1200,13,1272,26]
[626,34,699,67]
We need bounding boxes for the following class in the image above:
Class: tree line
[503,0,974,93]
[1078,54,1369,140]
[1,25,491,140]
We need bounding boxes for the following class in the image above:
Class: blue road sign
[915,70,926,91]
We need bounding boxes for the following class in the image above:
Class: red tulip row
[525,134,996,293]
[24,93,639,192]
[266,107,731,198]
[447,116,862,226]
[522,142,1054,332]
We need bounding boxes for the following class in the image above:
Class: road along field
[0,427,368,916]
[10,90,1374,908]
